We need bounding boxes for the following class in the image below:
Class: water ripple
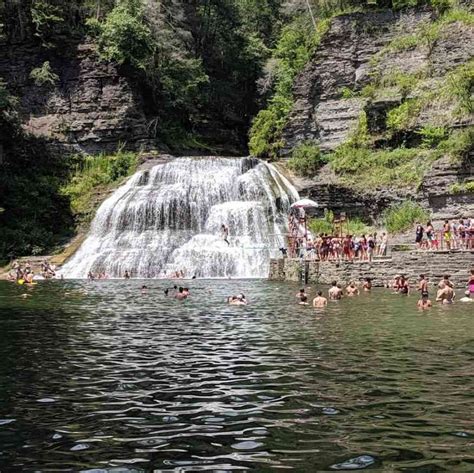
[1,280,473,471]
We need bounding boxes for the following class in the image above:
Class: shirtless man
[417,294,432,309]
[438,274,454,289]
[398,276,409,295]
[346,282,360,296]
[313,291,328,308]
[174,287,188,300]
[436,282,454,304]
[328,281,343,300]
[221,224,230,245]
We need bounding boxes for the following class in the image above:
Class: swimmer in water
[417,293,432,309]
[328,281,343,300]
[346,282,360,297]
[296,288,307,301]
[174,287,187,300]
[436,282,454,304]
[438,274,454,289]
[164,285,178,296]
[459,290,472,303]
[313,291,328,308]
[299,295,309,306]
[141,285,148,294]
[418,274,429,298]
[362,278,372,292]
[398,275,409,295]
[228,293,247,306]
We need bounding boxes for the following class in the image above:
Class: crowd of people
[288,232,389,262]
[415,218,473,250]
[295,269,474,310]
[286,217,473,262]
[7,260,57,284]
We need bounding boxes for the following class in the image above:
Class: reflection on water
[0,280,473,472]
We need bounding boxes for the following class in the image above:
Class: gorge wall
[280,7,473,222]
[0,40,151,155]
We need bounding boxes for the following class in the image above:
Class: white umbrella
[290,198,318,208]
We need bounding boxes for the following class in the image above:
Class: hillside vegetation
[250,0,473,191]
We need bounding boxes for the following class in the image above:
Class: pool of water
[0,279,473,472]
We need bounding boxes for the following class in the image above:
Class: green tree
[89,0,154,69]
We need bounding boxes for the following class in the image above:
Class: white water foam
[61,157,299,278]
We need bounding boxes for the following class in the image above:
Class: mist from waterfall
[61,157,299,279]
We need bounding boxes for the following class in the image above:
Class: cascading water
[61,157,299,279]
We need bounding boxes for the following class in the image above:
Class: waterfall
[61,157,299,279]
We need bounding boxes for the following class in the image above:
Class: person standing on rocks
[378,232,388,257]
[415,223,424,249]
[221,224,230,245]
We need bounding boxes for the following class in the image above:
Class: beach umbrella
[290,198,318,208]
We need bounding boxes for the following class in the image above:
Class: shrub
[340,86,356,99]
[380,70,424,98]
[249,98,292,158]
[31,1,64,45]
[309,210,334,235]
[445,60,474,115]
[309,210,372,236]
[287,141,326,176]
[29,61,59,87]
[386,99,421,132]
[382,200,430,233]
[449,181,474,194]
[417,125,448,148]
[62,150,138,221]
[438,128,474,161]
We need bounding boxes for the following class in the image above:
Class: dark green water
[0,280,473,472]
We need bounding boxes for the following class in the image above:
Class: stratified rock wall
[0,41,152,155]
[281,9,473,154]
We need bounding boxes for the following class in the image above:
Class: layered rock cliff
[281,7,473,221]
[0,40,151,155]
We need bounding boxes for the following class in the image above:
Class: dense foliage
[61,150,138,223]
[382,201,430,233]
[0,118,74,260]
[0,0,285,150]
[309,210,372,236]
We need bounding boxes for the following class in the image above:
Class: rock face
[0,41,152,155]
[281,9,433,154]
[281,8,473,222]
[421,153,474,221]
[281,8,473,154]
